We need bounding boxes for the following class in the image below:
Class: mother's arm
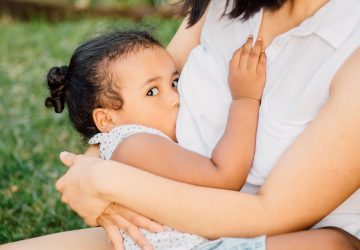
[95,48,360,238]
[166,9,207,72]
[57,48,360,239]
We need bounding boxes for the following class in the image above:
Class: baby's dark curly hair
[45,30,161,139]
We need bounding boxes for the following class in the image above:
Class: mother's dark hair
[180,0,287,27]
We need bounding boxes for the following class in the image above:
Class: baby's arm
[111,37,265,190]
[84,145,100,157]
[212,36,266,188]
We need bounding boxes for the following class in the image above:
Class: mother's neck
[259,0,329,48]
[281,0,329,23]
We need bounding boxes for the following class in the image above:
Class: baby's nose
[170,90,180,108]
[172,95,180,108]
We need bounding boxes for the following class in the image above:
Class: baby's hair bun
[45,65,68,113]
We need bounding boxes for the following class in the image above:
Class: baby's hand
[228,36,266,101]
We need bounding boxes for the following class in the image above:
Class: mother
[4,0,360,249]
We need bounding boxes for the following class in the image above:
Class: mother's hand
[56,151,110,226]
[98,203,164,250]
[57,151,165,249]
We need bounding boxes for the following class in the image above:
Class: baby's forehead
[106,46,176,85]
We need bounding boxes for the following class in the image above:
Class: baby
[45,31,266,249]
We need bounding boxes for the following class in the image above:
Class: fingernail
[108,240,114,250]
[60,151,69,158]
[153,225,164,232]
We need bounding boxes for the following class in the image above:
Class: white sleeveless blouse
[176,0,360,238]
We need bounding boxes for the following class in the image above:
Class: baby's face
[109,46,180,141]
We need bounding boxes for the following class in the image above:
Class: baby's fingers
[257,51,267,75]
[229,47,242,69]
[248,38,263,71]
[239,36,253,69]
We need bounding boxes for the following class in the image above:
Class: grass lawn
[0,14,181,244]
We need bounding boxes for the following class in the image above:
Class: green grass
[0,15,181,244]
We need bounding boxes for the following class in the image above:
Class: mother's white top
[176,0,360,238]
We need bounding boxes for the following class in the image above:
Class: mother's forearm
[97,162,267,239]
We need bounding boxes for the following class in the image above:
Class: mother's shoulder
[330,47,360,101]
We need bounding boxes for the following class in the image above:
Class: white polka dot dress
[89,124,172,160]
[89,124,208,249]
[121,227,207,250]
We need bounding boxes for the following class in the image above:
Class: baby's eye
[147,87,159,96]
[172,79,179,88]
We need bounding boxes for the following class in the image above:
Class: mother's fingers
[59,151,77,168]
[130,215,163,233]
[115,205,164,233]
[56,152,89,192]
[114,214,154,250]
[84,217,98,227]
[55,177,64,192]
[99,217,125,250]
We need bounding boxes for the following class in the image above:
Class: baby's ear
[92,108,113,133]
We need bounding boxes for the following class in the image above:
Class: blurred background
[0,0,182,244]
